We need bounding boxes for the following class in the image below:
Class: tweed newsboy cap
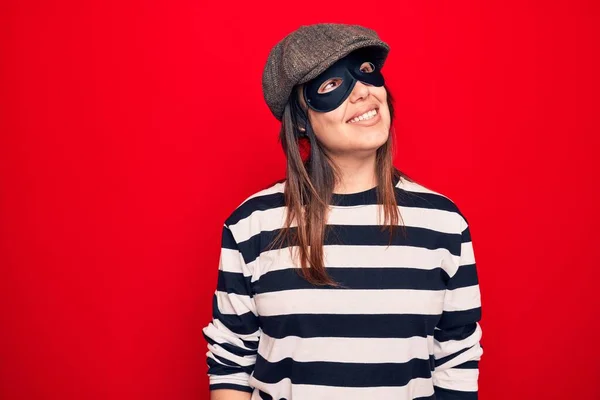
[262,23,390,121]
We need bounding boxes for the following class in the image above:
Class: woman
[202,23,483,400]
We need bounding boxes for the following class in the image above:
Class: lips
[347,109,381,126]
[346,106,379,123]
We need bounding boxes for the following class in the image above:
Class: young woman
[203,23,483,400]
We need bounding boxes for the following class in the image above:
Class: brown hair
[264,84,416,287]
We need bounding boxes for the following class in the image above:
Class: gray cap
[262,23,390,121]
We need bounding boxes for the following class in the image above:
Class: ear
[295,125,308,138]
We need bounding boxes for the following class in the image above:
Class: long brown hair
[265,84,416,287]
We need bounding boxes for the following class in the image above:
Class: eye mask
[303,48,385,113]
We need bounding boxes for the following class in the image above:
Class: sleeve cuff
[209,383,254,393]
[434,385,478,400]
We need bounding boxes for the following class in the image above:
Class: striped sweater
[202,174,483,400]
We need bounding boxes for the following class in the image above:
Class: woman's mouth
[347,108,380,126]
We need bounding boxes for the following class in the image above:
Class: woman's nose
[349,80,371,102]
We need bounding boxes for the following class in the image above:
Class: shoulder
[223,179,287,241]
[395,175,468,232]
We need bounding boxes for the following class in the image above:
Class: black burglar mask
[302,48,385,113]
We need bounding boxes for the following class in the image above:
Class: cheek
[311,109,345,131]
[380,104,391,122]
[375,95,391,123]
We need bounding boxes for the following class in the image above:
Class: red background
[1,1,599,399]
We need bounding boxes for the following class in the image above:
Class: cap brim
[298,41,390,85]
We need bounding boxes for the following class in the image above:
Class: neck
[331,154,378,194]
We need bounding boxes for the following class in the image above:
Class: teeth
[349,109,377,123]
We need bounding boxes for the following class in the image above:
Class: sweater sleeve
[201,223,260,393]
[432,216,484,400]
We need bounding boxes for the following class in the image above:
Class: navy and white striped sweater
[202,174,483,400]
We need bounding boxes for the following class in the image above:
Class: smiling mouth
[347,107,379,124]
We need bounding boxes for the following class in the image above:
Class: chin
[349,130,389,152]
[363,126,390,142]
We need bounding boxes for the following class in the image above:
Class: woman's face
[298,81,391,158]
